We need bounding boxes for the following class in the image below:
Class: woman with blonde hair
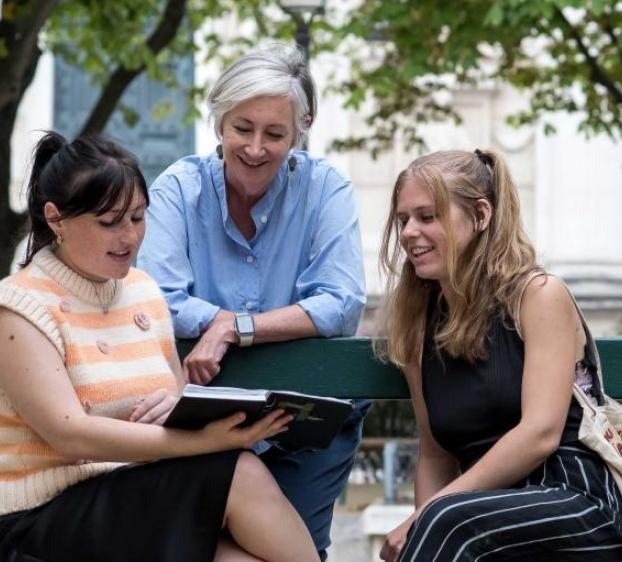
[378,149,622,561]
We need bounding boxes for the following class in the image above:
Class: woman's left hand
[380,512,417,562]
[129,388,178,425]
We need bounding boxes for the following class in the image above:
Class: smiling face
[220,95,295,199]
[396,176,477,291]
[47,187,147,282]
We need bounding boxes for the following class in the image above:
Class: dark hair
[23,131,148,266]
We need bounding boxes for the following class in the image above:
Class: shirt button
[260,216,268,224]
[59,299,71,313]
[246,255,254,263]
[96,340,109,354]
[245,301,255,310]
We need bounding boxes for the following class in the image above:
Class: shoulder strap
[558,281,605,398]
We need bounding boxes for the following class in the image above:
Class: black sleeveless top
[422,299,585,471]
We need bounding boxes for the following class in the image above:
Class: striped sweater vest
[0,246,178,515]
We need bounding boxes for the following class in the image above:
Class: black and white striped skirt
[398,443,622,561]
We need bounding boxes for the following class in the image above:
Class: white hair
[207,42,317,148]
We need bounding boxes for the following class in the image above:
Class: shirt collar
[209,151,293,238]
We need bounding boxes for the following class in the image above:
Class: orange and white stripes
[0,246,179,515]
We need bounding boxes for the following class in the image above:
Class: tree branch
[0,0,60,108]
[555,6,622,105]
[79,0,187,136]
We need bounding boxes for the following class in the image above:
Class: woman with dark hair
[0,131,319,562]
[378,149,622,561]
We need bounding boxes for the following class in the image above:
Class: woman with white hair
[138,43,368,560]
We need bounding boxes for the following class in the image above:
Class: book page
[183,384,269,401]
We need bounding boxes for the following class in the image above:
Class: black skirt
[0,451,241,562]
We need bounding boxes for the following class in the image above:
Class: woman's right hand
[201,409,293,450]
[183,311,237,384]
[380,514,416,562]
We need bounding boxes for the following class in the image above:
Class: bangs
[410,166,451,221]
[60,158,148,223]
[91,160,142,219]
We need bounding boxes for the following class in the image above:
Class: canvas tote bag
[569,298,622,495]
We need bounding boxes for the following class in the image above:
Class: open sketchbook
[164,385,354,449]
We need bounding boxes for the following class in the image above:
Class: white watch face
[236,314,254,335]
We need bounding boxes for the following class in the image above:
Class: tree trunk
[79,0,187,135]
[0,101,28,277]
[0,0,58,277]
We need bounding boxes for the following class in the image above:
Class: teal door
[54,56,195,184]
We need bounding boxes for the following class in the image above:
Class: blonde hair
[378,149,540,366]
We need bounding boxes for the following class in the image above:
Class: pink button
[134,311,151,331]
[59,299,71,313]
[96,340,109,354]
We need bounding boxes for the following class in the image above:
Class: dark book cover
[164,385,354,449]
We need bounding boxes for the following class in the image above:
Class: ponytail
[23,132,68,266]
[478,149,531,280]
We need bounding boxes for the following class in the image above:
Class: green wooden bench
[176,337,622,399]
[178,336,622,503]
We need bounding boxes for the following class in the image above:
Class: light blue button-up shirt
[137,151,366,338]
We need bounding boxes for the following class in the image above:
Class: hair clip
[474,148,493,169]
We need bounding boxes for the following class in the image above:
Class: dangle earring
[216,144,223,160]
[288,155,297,173]
[287,155,297,184]
[56,233,63,246]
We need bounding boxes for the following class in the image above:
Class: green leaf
[117,103,140,128]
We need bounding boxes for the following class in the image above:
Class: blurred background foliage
[363,400,417,438]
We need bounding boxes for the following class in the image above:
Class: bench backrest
[176,337,622,400]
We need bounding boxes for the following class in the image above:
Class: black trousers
[398,445,622,561]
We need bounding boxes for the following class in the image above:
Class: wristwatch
[234,312,255,347]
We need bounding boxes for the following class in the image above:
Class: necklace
[91,279,119,314]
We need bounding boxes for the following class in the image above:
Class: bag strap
[557,280,605,399]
